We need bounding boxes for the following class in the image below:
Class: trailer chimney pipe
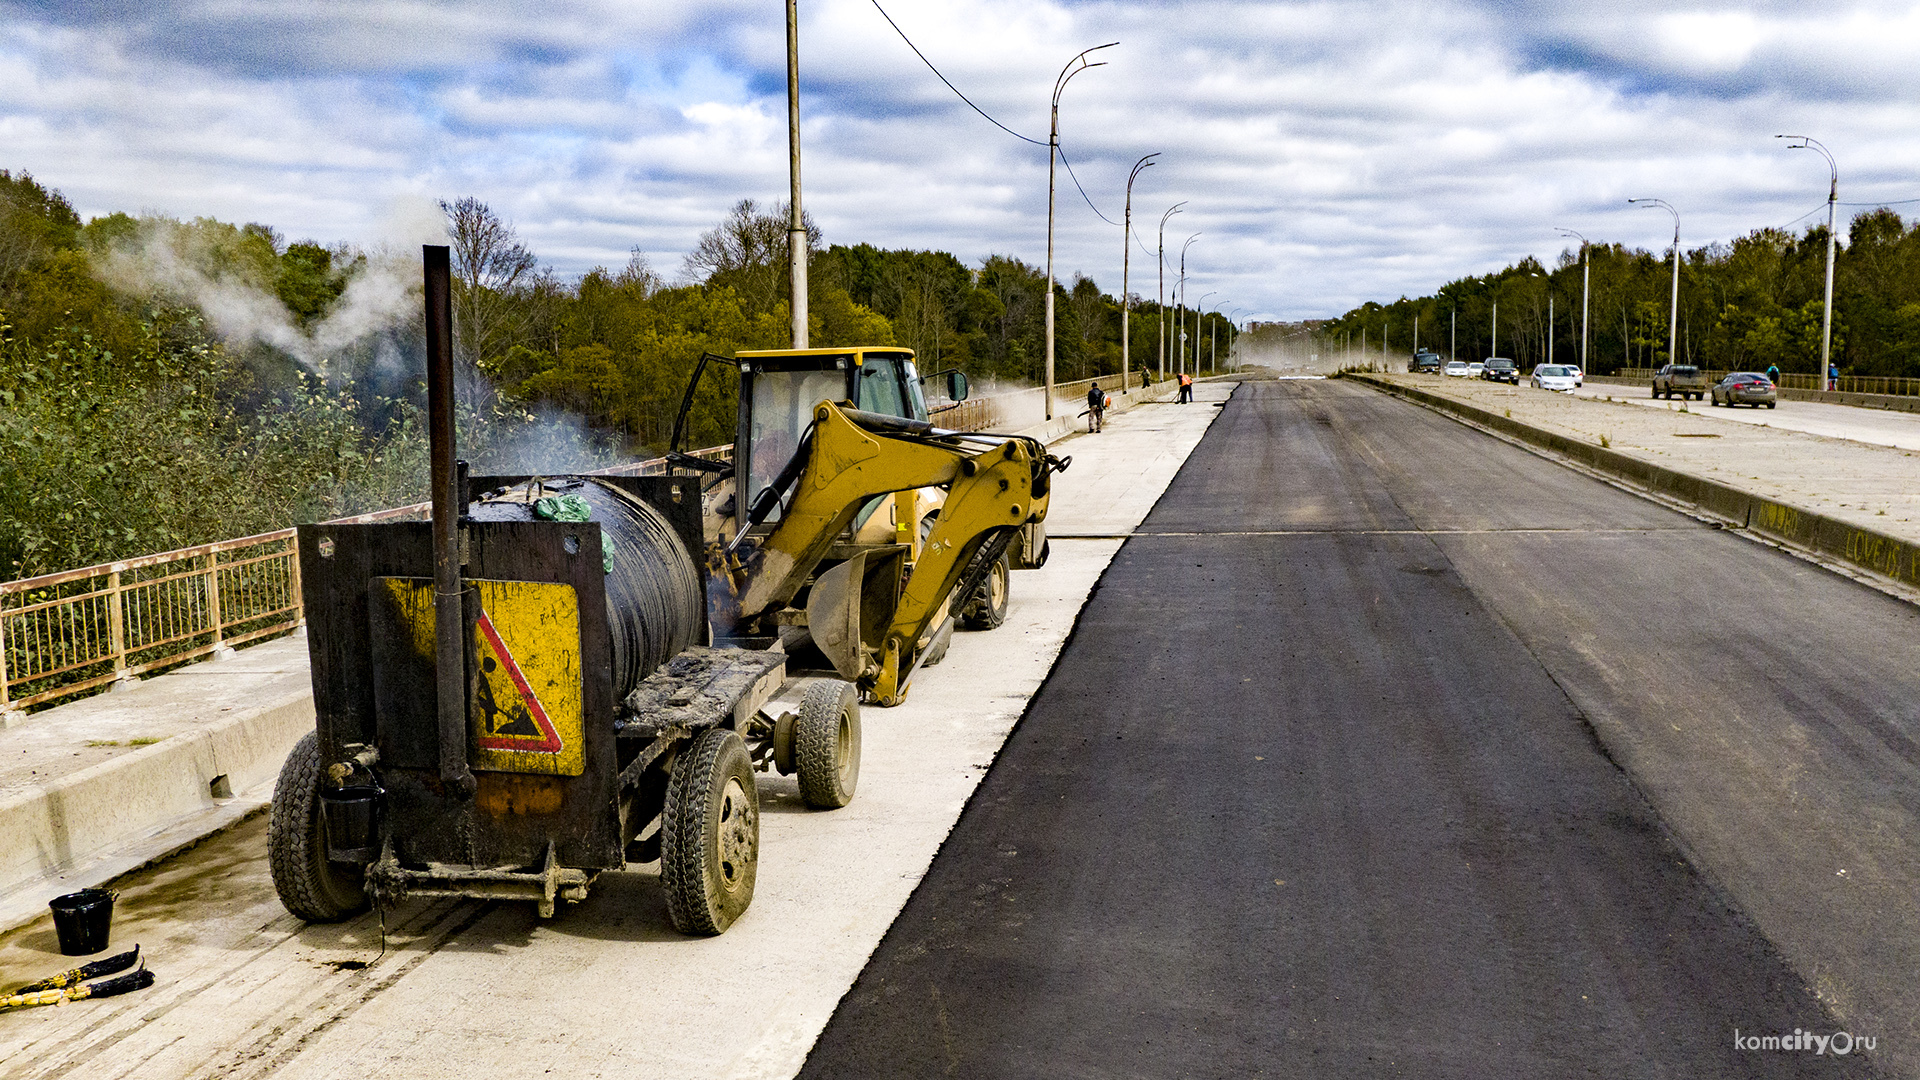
[424,245,474,795]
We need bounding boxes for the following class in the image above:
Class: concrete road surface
[0,388,1233,1080]
[802,379,1911,1078]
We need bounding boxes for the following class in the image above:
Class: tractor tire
[661,728,758,935]
[795,680,861,810]
[959,551,1011,631]
[268,731,370,923]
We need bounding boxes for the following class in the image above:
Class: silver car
[1711,372,1777,409]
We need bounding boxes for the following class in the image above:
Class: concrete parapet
[1349,373,1920,593]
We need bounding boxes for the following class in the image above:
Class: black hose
[469,478,704,699]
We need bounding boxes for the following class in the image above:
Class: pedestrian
[1765,363,1780,385]
[1828,362,1839,392]
[1178,372,1193,403]
[1086,382,1106,433]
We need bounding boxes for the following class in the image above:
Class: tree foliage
[1322,209,1920,377]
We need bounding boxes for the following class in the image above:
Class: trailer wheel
[662,728,759,935]
[795,680,861,809]
[959,551,1011,631]
[268,731,370,923]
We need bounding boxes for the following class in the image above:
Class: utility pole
[1779,136,1839,388]
[1044,43,1115,420]
[786,0,807,347]
[1451,307,1456,360]
[1157,203,1183,382]
[1123,155,1158,392]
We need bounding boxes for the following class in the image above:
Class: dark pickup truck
[1409,352,1442,373]
[1653,364,1708,400]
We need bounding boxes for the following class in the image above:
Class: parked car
[1652,363,1707,400]
[1480,358,1518,384]
[1410,351,1442,373]
[1566,364,1584,387]
[1444,360,1470,377]
[1531,364,1578,392]
[1711,372,1778,409]
[1466,362,1485,378]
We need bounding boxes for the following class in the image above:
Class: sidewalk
[0,380,1199,935]
[1354,372,1920,595]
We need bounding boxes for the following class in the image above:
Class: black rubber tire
[268,731,370,923]
[1651,386,1660,398]
[1767,402,1776,409]
[795,680,861,810]
[661,729,758,935]
[959,551,1011,631]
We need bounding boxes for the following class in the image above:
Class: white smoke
[94,213,441,376]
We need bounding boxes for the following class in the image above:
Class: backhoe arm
[715,401,1056,701]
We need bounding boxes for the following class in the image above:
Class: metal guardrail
[1613,367,1920,397]
[0,365,1183,714]
[0,443,732,714]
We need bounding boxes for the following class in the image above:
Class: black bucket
[320,785,382,863]
[49,889,115,956]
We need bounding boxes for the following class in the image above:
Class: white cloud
[1,0,1916,321]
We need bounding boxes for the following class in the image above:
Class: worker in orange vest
[1177,371,1193,403]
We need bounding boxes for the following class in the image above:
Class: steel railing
[0,368,1177,713]
[1612,367,1920,397]
[0,443,732,713]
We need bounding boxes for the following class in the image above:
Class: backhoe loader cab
[734,348,964,523]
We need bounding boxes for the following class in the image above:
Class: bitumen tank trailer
[268,245,860,935]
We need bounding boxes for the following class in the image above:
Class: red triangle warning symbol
[473,607,563,753]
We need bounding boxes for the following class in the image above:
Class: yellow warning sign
[375,577,585,777]
[468,579,584,777]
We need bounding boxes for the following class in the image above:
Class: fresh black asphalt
[799,380,1886,1079]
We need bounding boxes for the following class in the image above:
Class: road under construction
[3,373,1918,1078]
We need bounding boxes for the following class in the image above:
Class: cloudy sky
[3,0,1918,321]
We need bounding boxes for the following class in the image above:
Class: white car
[1531,364,1578,392]
[1466,362,1485,378]
[1567,365,1584,386]
[1444,360,1470,377]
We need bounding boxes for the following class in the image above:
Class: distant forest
[0,169,1229,577]
[1320,211,1920,377]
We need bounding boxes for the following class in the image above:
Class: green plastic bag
[532,494,591,523]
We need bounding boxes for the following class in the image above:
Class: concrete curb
[0,689,312,933]
[1346,373,1920,592]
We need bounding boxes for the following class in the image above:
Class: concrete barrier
[0,687,313,931]
[1347,373,1920,592]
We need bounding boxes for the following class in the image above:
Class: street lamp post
[1628,198,1681,367]
[1043,42,1116,420]
[1779,135,1839,388]
[1157,203,1184,382]
[1178,233,1200,375]
[1556,228,1590,373]
[1123,154,1158,393]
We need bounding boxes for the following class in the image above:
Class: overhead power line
[870,0,1130,232]
[869,1,1045,147]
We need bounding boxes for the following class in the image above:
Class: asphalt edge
[792,382,1241,1078]
[1345,373,1920,599]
